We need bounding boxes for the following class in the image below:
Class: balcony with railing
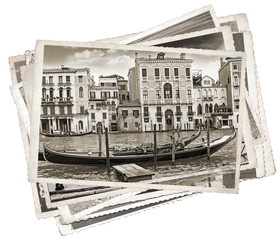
[175,111,182,116]
[187,111,195,116]
[164,99,173,105]
[203,96,213,101]
[57,81,72,87]
[42,82,54,87]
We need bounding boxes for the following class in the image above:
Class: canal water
[38,129,237,189]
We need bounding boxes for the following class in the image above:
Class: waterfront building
[128,52,194,132]
[40,66,94,134]
[218,57,241,127]
[193,74,233,129]
[117,100,141,132]
[88,75,121,132]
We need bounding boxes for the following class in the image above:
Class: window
[188,117,193,122]
[142,68,147,80]
[58,76,63,83]
[90,91,95,99]
[42,88,46,99]
[233,64,238,71]
[49,76,53,84]
[143,90,148,100]
[209,104,213,113]
[164,68,170,79]
[78,76,83,83]
[187,89,192,98]
[157,118,162,122]
[135,122,139,128]
[79,120,83,130]
[197,104,202,115]
[103,113,107,119]
[112,114,116,120]
[188,106,193,114]
[101,83,104,86]
[205,104,209,113]
[122,95,126,100]
[124,122,128,128]
[198,89,201,98]
[67,106,72,115]
[133,110,139,117]
[144,118,149,123]
[66,87,71,98]
[60,106,65,115]
[66,76,71,83]
[214,89,217,98]
[50,88,54,98]
[175,89,180,98]
[154,68,160,80]
[144,107,149,117]
[112,82,116,87]
[163,83,172,98]
[156,90,161,99]
[185,68,191,78]
[174,68,179,79]
[42,76,46,84]
[122,110,128,117]
[113,91,118,98]
[176,106,181,113]
[80,106,85,114]
[59,87,63,98]
[234,75,239,86]
[50,106,55,115]
[119,85,126,90]
[177,117,181,122]
[42,106,47,115]
[79,87,84,98]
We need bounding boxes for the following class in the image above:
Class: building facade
[129,52,195,132]
[40,67,93,134]
[218,57,241,127]
[193,75,233,129]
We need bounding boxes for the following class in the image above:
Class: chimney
[220,58,224,67]
[180,53,186,59]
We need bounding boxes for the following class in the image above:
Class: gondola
[42,128,236,165]
[40,130,93,137]
[112,127,201,156]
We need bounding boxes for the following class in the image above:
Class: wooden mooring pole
[207,118,211,162]
[153,124,157,170]
[105,127,111,176]
[172,131,176,166]
[98,127,102,157]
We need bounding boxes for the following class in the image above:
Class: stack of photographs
[9,5,275,235]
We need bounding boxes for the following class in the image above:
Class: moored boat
[42,128,236,165]
[40,130,93,137]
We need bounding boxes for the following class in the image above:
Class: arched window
[205,104,209,113]
[214,103,218,112]
[214,89,217,98]
[42,88,46,99]
[208,89,212,98]
[209,104,213,113]
[203,89,207,98]
[197,104,202,115]
[221,89,225,98]
[198,89,201,98]
[79,87,84,98]
[49,88,54,98]
[164,83,172,99]
[67,87,71,98]
[59,87,63,98]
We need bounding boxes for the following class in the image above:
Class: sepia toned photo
[27,42,245,193]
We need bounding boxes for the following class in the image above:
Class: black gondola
[42,128,236,165]
[40,130,93,137]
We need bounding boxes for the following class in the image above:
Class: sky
[43,45,224,83]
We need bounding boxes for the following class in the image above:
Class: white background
[1,0,279,239]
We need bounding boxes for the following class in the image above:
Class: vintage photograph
[29,42,244,192]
